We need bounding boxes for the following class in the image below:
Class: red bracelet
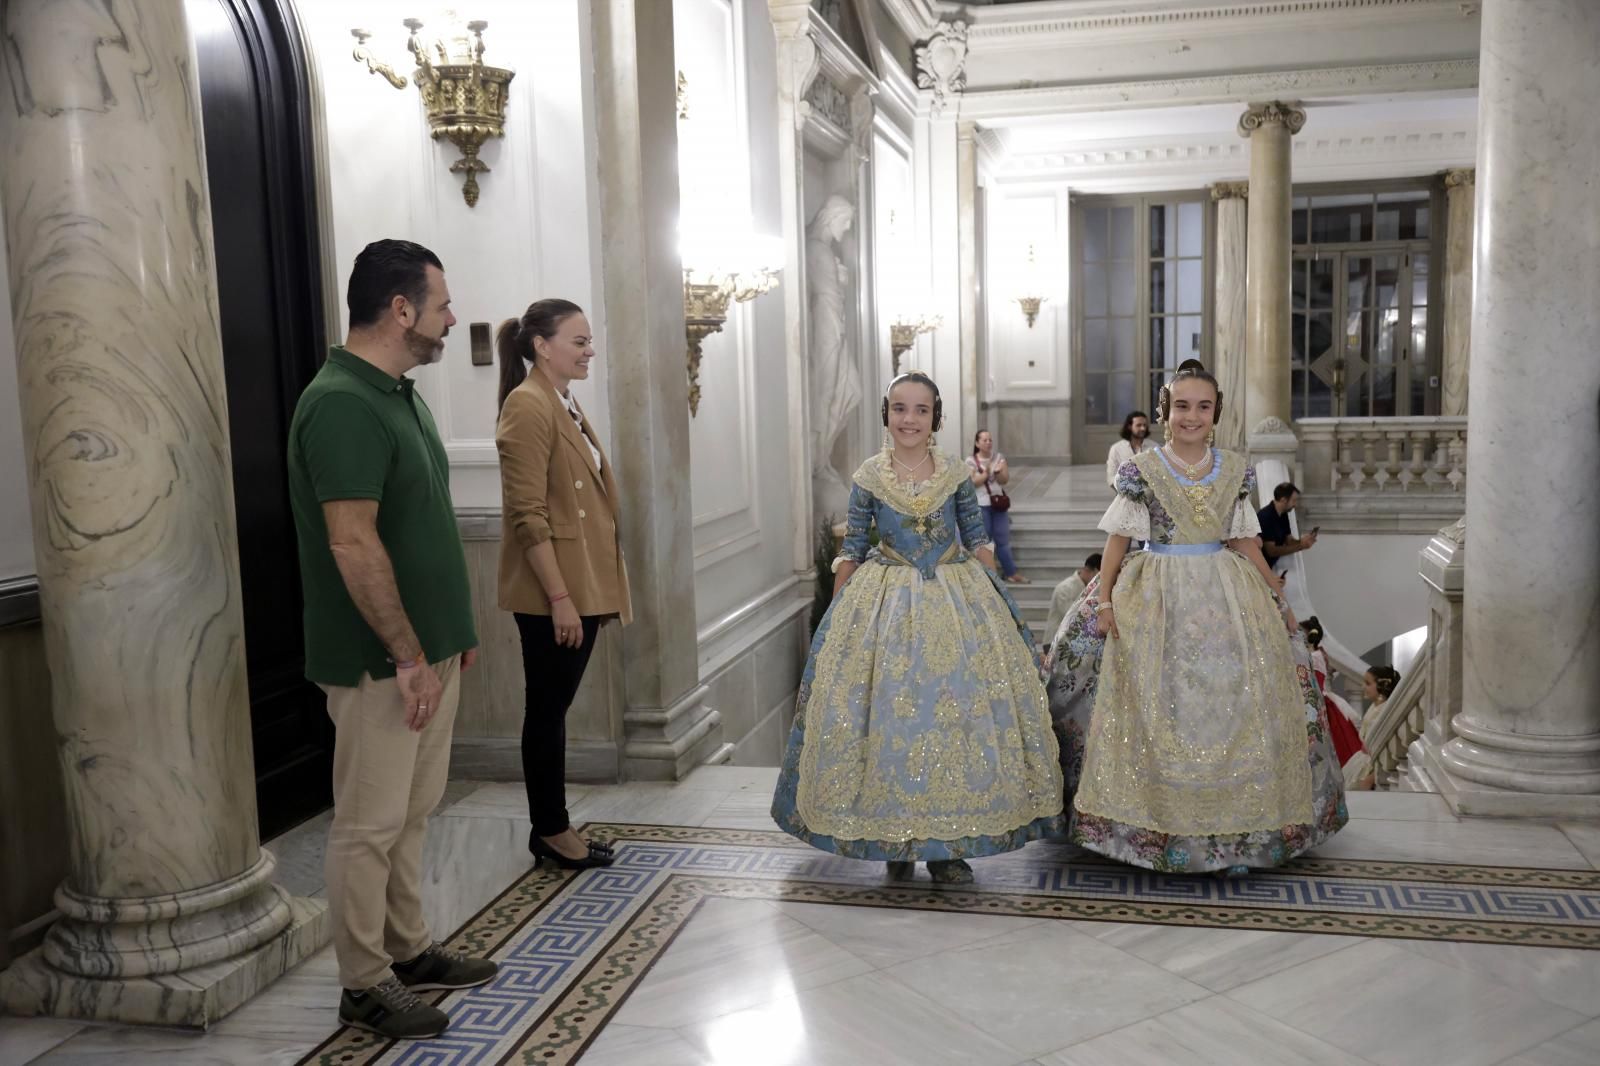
[549,591,570,603]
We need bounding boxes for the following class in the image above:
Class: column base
[0,894,328,1029]
[1413,730,1600,819]
[623,684,724,781]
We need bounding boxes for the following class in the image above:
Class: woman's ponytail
[496,318,528,411]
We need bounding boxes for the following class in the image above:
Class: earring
[1163,419,1173,444]
[1206,427,1216,447]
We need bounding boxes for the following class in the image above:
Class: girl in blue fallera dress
[772,374,1064,884]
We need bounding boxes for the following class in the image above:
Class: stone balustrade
[1298,417,1467,497]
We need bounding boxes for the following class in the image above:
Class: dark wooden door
[189,0,332,839]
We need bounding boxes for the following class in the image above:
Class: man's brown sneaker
[338,976,449,1039]
[393,942,499,992]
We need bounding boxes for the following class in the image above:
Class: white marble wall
[1440,0,1600,816]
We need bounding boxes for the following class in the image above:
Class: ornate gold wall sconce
[350,16,515,207]
[889,315,941,375]
[1015,295,1045,328]
[682,265,780,416]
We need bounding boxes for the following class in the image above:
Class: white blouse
[560,390,603,472]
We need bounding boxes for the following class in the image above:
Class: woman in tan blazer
[495,299,631,870]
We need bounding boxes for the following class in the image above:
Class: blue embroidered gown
[771,449,1065,862]
[1044,448,1347,873]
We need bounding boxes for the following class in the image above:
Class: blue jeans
[981,506,1018,577]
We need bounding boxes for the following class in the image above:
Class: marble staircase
[1002,466,1113,634]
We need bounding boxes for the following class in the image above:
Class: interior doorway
[188,0,333,839]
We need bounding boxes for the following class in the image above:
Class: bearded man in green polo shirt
[287,239,495,1040]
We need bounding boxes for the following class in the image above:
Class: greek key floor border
[297,823,1600,1066]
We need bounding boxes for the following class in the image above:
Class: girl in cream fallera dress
[772,374,1064,883]
[1047,362,1346,873]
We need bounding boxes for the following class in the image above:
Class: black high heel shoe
[528,831,615,870]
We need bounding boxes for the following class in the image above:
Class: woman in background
[967,429,1028,584]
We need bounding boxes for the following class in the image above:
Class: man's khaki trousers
[320,655,461,989]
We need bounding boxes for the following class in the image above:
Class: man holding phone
[1257,481,1318,574]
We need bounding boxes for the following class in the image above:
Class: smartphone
[1311,526,1320,536]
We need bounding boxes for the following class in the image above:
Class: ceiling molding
[963,0,1476,44]
[877,0,944,42]
[959,58,1478,120]
[991,121,1475,189]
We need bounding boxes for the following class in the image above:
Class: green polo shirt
[287,346,476,686]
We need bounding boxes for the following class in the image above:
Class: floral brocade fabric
[1045,449,1347,873]
[771,449,1065,861]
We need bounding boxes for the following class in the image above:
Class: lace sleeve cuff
[1098,495,1151,540]
[1228,501,1262,539]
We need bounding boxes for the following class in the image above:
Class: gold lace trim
[1135,448,1245,544]
[852,447,969,520]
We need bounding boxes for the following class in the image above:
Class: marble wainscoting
[0,620,67,969]
[451,514,808,778]
[695,581,811,767]
[452,512,625,782]
[982,400,1072,464]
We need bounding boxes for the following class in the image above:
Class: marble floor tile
[262,809,333,899]
[1226,939,1586,1066]
[773,901,1045,969]
[882,923,1210,1057]
[0,1017,86,1065]
[698,789,781,831]
[1342,790,1457,822]
[1556,821,1600,870]
[208,946,340,1045]
[1502,1018,1600,1066]
[1389,938,1600,1017]
[678,970,1026,1066]
[1063,921,1367,992]
[674,765,782,792]
[568,784,730,828]
[31,1027,309,1065]
[414,813,538,937]
[612,898,872,1029]
[1306,814,1591,869]
[1035,995,1373,1066]
[578,1023,710,1066]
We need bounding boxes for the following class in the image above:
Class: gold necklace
[1164,445,1214,522]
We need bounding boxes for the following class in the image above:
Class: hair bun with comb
[1177,358,1208,374]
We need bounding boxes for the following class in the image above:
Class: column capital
[1238,101,1306,137]
[1444,167,1476,189]
[1210,180,1250,201]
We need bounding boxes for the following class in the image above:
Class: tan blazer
[496,370,632,622]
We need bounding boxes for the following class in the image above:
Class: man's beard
[1132,428,1148,440]
[404,325,446,365]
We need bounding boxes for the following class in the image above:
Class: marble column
[1429,0,1600,817]
[769,0,819,575]
[957,120,979,443]
[590,0,723,778]
[1239,102,1305,470]
[1210,181,1249,451]
[1440,168,1475,417]
[0,0,324,1026]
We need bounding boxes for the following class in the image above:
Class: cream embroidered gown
[770,448,1064,861]
[1059,447,1347,872]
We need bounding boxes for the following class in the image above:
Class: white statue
[807,194,859,521]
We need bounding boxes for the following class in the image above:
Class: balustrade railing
[1298,417,1467,496]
